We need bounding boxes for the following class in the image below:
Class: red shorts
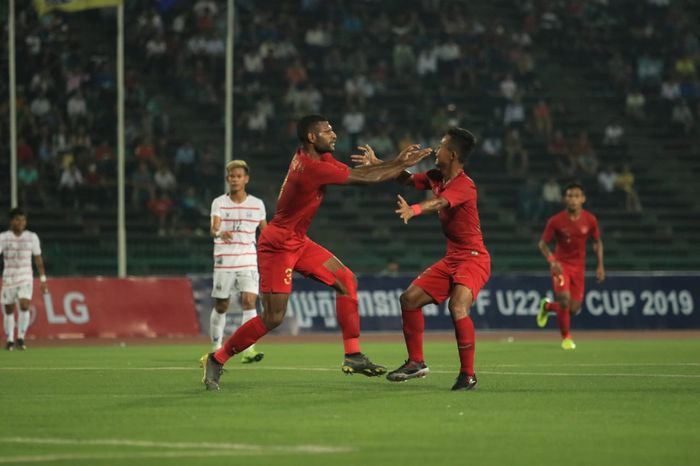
[258,225,337,293]
[551,262,585,302]
[412,255,491,304]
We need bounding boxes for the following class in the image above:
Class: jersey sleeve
[258,198,267,222]
[210,197,221,218]
[412,172,431,190]
[31,233,42,256]
[541,217,556,243]
[589,214,601,240]
[439,176,475,208]
[310,158,350,186]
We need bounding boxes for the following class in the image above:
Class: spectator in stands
[547,129,574,175]
[177,186,207,235]
[597,165,620,207]
[541,177,562,217]
[66,90,89,126]
[83,163,105,209]
[615,164,643,213]
[131,161,154,210]
[571,131,598,176]
[532,99,552,138]
[147,190,175,236]
[134,136,157,166]
[671,99,694,134]
[58,161,84,209]
[154,162,177,195]
[503,96,526,129]
[378,259,400,278]
[18,162,40,207]
[342,105,366,148]
[504,128,529,174]
[517,177,543,224]
[602,120,625,146]
[625,88,646,122]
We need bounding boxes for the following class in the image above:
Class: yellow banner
[34,0,122,15]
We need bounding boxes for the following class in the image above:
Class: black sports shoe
[16,338,26,350]
[386,360,430,382]
[451,372,477,391]
[5,341,14,351]
[202,353,224,391]
[341,353,387,377]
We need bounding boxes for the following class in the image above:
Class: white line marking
[0,451,263,464]
[479,370,700,379]
[0,437,350,455]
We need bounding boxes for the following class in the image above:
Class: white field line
[0,437,350,457]
[0,451,263,464]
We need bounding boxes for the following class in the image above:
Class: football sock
[215,315,268,364]
[546,302,571,338]
[336,295,361,355]
[209,309,226,350]
[454,315,476,375]
[17,311,30,339]
[241,309,257,352]
[401,308,424,362]
[3,313,15,342]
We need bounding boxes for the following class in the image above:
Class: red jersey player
[202,114,431,390]
[356,128,489,391]
[536,182,605,350]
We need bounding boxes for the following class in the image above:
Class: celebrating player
[202,114,432,390]
[1,208,49,350]
[205,159,267,363]
[356,128,489,391]
[536,182,605,350]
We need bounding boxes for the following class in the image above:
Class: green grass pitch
[1,336,698,466]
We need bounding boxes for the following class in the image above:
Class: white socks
[209,309,226,350]
[17,311,30,339]
[241,309,257,352]
[4,313,16,342]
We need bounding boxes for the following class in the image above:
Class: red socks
[401,308,425,362]
[336,295,361,354]
[454,316,476,375]
[214,315,268,364]
[545,301,571,339]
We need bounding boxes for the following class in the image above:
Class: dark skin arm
[34,255,49,294]
[345,145,431,185]
[350,145,422,186]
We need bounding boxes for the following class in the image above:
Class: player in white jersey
[1,208,48,350]
[206,159,267,363]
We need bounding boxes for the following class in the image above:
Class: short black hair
[9,207,25,220]
[445,127,477,162]
[564,182,585,194]
[297,114,328,143]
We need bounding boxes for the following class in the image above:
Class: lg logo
[42,291,90,324]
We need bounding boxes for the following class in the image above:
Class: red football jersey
[413,169,489,257]
[270,149,350,237]
[541,210,600,266]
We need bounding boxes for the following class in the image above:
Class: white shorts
[1,283,33,306]
[211,269,259,300]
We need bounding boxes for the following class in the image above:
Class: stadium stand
[0,0,698,275]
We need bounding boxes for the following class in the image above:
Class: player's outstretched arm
[351,145,418,186]
[395,194,449,224]
[345,145,431,185]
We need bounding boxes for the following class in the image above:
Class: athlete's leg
[16,298,30,347]
[399,285,435,363]
[449,285,476,377]
[3,303,16,347]
[209,298,229,350]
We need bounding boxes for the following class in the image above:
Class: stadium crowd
[2,0,697,236]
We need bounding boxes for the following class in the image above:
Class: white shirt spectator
[243,51,264,74]
[194,0,218,17]
[503,101,525,126]
[342,111,366,135]
[661,80,681,101]
[60,166,84,190]
[67,94,88,118]
[416,48,438,76]
[598,170,617,193]
[542,181,562,203]
[30,96,51,117]
[154,167,177,192]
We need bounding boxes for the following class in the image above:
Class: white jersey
[0,230,41,288]
[211,193,266,272]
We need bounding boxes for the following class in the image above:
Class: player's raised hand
[397,144,432,167]
[395,195,414,224]
[350,144,382,166]
[596,265,605,283]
